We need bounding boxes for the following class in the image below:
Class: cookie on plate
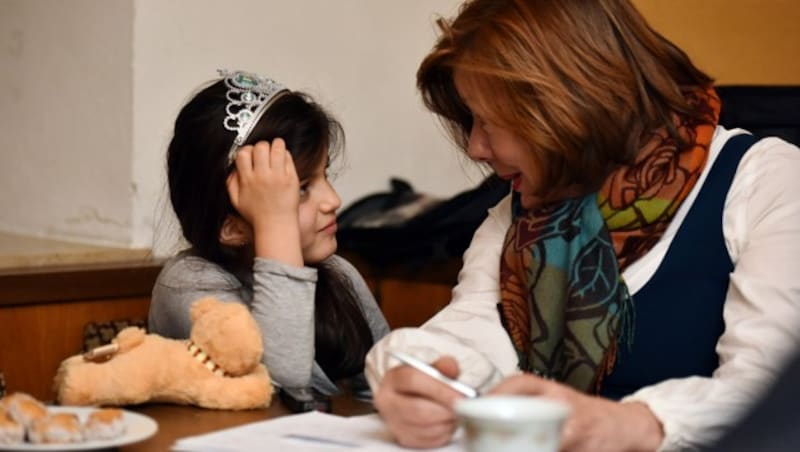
[28,412,84,444]
[0,408,24,445]
[84,408,126,441]
[1,392,47,428]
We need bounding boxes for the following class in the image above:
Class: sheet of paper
[172,411,464,452]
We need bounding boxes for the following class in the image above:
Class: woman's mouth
[500,173,522,191]
[511,175,522,191]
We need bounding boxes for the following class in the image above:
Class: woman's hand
[374,356,465,449]
[489,375,664,452]
[227,139,303,266]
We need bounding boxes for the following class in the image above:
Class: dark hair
[167,79,374,381]
[418,0,716,195]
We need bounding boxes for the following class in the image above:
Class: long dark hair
[167,78,374,381]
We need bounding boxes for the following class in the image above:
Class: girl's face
[297,156,341,264]
[453,70,543,209]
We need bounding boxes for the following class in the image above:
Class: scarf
[498,89,720,393]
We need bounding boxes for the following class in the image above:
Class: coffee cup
[454,395,570,452]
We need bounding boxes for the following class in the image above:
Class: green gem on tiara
[218,68,289,163]
[234,72,260,88]
[237,110,253,122]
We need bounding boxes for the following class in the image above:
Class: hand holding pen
[374,351,504,449]
[388,351,480,398]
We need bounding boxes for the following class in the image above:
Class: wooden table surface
[120,396,376,451]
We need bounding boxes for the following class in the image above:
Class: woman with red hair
[366,1,800,450]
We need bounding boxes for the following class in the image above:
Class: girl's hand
[228,139,300,226]
[227,139,303,266]
[374,357,464,448]
[489,375,664,452]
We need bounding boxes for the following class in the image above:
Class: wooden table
[120,396,375,451]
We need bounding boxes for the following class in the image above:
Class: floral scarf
[498,89,720,393]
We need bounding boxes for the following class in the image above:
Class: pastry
[2,392,47,427]
[28,412,84,444]
[0,409,24,445]
[84,408,126,440]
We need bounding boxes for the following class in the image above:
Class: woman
[365,1,800,451]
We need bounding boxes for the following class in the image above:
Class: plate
[0,406,158,451]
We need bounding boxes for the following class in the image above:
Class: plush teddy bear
[53,297,273,410]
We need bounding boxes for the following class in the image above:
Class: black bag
[337,175,510,267]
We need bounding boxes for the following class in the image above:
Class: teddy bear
[53,297,273,410]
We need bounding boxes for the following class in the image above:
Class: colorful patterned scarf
[498,89,720,393]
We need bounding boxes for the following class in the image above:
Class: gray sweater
[149,252,389,396]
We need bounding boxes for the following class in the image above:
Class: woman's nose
[466,123,492,162]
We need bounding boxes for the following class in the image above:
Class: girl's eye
[299,183,310,197]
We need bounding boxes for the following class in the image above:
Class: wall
[0,0,134,246]
[131,0,473,253]
[0,1,797,252]
[633,0,800,85]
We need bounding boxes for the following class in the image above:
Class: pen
[388,351,479,398]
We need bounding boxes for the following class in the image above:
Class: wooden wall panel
[378,279,453,329]
[0,297,151,401]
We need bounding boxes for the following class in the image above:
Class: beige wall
[0,0,134,246]
[1,1,796,251]
[634,0,800,84]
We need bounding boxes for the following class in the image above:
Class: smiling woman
[365,1,800,451]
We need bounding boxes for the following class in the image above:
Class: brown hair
[418,0,715,195]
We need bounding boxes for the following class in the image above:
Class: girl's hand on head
[374,356,463,448]
[227,139,300,227]
[489,376,664,452]
[227,139,304,267]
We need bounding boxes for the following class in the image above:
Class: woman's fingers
[393,391,457,426]
[488,374,552,396]
[389,364,466,409]
[432,356,460,379]
[375,373,459,450]
[394,419,457,449]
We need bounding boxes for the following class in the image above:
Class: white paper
[172,411,464,452]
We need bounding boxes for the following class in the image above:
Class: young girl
[149,69,389,396]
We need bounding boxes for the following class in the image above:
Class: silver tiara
[218,69,289,164]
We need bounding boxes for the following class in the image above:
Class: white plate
[0,406,158,451]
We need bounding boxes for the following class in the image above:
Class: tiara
[218,69,290,164]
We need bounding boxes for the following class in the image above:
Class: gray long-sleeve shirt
[148,252,389,395]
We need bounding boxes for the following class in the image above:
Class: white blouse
[365,127,800,451]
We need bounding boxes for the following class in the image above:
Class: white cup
[454,395,571,452]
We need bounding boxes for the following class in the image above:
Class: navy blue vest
[600,133,758,400]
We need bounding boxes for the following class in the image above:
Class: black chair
[717,85,800,145]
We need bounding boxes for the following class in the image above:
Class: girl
[366,0,800,451]
[149,69,389,396]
